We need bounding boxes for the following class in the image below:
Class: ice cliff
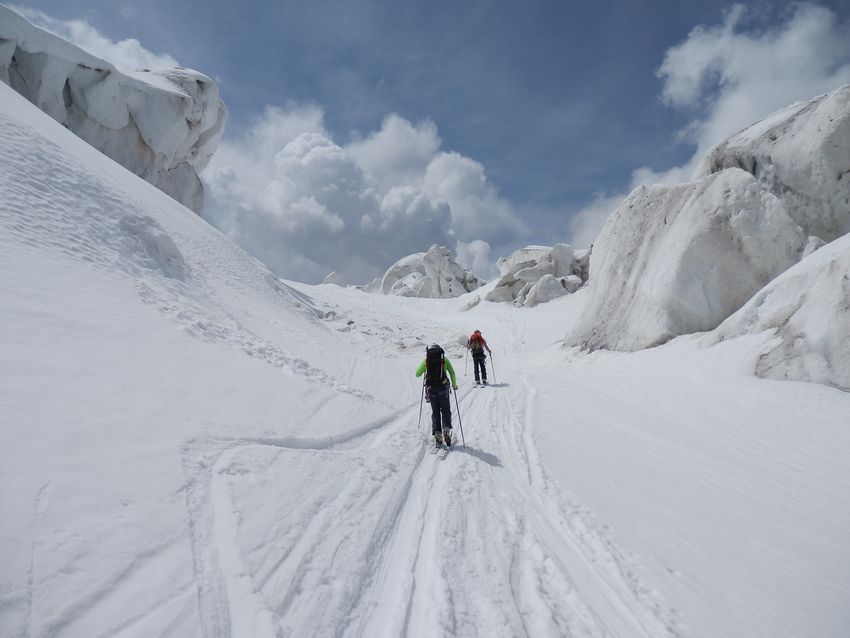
[706,232,850,392]
[568,84,850,360]
[485,244,588,306]
[379,245,480,298]
[0,5,227,213]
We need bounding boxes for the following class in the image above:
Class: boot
[444,429,452,447]
[434,433,443,448]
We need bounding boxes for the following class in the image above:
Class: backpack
[424,345,447,389]
[469,333,485,355]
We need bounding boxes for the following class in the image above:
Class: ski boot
[434,433,443,449]
[443,429,452,447]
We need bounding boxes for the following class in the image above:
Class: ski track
[180,332,681,637]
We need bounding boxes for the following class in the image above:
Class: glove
[452,385,458,390]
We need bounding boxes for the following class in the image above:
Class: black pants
[473,354,487,382]
[429,386,452,435]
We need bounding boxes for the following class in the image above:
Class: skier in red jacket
[467,330,492,386]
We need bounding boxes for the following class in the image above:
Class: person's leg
[430,396,442,439]
[473,356,481,383]
[439,391,452,432]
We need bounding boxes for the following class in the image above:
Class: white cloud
[204,108,524,283]
[11,6,178,71]
[424,152,527,242]
[566,192,625,250]
[568,3,850,248]
[347,114,441,190]
[657,3,850,155]
[455,239,497,280]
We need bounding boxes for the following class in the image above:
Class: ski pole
[417,377,425,430]
[490,352,496,384]
[464,348,469,376]
[452,386,466,446]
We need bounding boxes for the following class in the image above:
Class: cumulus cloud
[455,240,497,281]
[566,193,625,250]
[568,3,850,247]
[657,3,850,156]
[11,5,179,71]
[204,107,525,284]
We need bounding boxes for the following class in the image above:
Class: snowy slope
[2,80,850,638]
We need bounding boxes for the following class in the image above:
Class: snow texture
[379,245,480,298]
[568,85,850,352]
[695,84,850,242]
[485,243,588,306]
[706,232,850,391]
[568,169,806,350]
[0,5,227,213]
[3,79,850,638]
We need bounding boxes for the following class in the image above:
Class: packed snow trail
[189,392,675,637]
[179,286,680,638]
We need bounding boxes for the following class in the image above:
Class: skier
[415,344,458,448]
[467,329,492,386]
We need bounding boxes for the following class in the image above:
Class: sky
[9,0,850,283]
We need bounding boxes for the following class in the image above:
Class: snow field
[3,77,850,638]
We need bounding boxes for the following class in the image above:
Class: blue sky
[12,0,850,282]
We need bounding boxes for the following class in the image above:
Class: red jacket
[468,333,491,354]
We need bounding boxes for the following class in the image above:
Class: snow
[568,169,806,350]
[3,75,850,638]
[485,243,588,306]
[705,232,850,391]
[378,245,480,298]
[695,84,850,242]
[571,84,850,353]
[0,4,227,213]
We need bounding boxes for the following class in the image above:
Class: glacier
[0,5,227,213]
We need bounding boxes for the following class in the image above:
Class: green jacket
[415,357,457,387]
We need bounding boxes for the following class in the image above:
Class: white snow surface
[705,232,850,391]
[2,81,850,638]
[695,84,850,242]
[0,4,227,213]
[568,169,806,350]
[379,245,480,298]
[570,84,850,354]
[485,243,588,306]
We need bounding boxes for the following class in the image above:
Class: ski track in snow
[2,105,678,636]
[179,305,681,638]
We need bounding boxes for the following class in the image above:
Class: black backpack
[424,345,447,389]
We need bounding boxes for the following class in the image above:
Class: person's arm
[415,360,426,377]
[483,337,492,353]
[444,359,457,388]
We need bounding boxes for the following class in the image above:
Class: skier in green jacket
[416,343,458,448]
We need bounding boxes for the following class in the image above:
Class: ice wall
[568,84,850,352]
[485,243,588,306]
[379,245,480,298]
[0,5,227,213]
